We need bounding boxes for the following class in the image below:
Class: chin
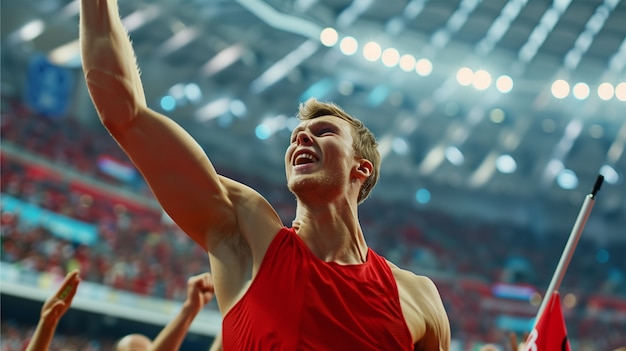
[288,173,343,196]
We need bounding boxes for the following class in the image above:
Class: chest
[295,260,415,350]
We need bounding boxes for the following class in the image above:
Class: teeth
[294,153,317,165]
[297,154,315,161]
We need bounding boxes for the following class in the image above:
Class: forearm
[151,303,200,351]
[208,332,223,351]
[79,0,147,130]
[25,318,58,351]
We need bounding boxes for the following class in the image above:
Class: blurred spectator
[1,96,625,349]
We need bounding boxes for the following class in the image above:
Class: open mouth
[293,152,318,167]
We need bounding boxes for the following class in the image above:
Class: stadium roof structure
[2,0,625,239]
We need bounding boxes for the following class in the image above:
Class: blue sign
[25,54,74,118]
[1,194,98,245]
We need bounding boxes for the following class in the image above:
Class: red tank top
[222,227,413,350]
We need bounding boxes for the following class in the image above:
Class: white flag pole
[530,175,604,330]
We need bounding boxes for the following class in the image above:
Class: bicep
[420,278,451,351]
[110,108,237,248]
[405,274,450,351]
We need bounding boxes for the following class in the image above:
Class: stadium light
[615,82,626,101]
[551,79,570,99]
[363,41,382,61]
[597,82,614,100]
[320,27,339,47]
[399,54,416,72]
[473,69,492,90]
[339,36,358,55]
[496,75,513,93]
[456,67,473,86]
[572,82,590,100]
[415,58,433,76]
[381,48,400,67]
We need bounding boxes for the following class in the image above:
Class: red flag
[523,291,571,351]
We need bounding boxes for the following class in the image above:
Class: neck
[292,197,368,265]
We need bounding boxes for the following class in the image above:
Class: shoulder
[387,261,451,351]
[388,262,440,300]
[218,176,283,230]
[206,176,283,253]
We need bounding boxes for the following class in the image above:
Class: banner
[523,291,571,351]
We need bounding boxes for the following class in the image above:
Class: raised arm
[79,0,229,249]
[79,0,281,253]
[208,332,223,351]
[151,273,215,351]
[26,270,81,351]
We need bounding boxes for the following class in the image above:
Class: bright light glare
[572,82,590,100]
[169,83,185,100]
[48,40,81,67]
[399,54,416,72]
[445,146,465,166]
[255,124,272,140]
[551,79,570,99]
[496,154,517,174]
[320,27,339,47]
[473,70,492,90]
[391,137,409,155]
[18,19,45,42]
[195,98,230,121]
[160,96,176,111]
[600,165,620,185]
[415,188,431,204]
[556,169,578,190]
[415,58,433,76]
[597,82,614,100]
[456,67,474,86]
[363,42,382,61]
[339,36,358,55]
[496,75,513,93]
[184,83,202,102]
[615,82,626,101]
[229,99,247,117]
[381,48,400,67]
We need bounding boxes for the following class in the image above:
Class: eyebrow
[290,119,339,139]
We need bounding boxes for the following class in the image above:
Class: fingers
[188,273,215,293]
[50,300,69,318]
[202,291,214,301]
[56,270,81,301]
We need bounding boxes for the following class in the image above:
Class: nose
[296,130,313,145]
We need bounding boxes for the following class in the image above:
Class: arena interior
[1,0,626,350]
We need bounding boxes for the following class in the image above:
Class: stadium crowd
[2,96,625,350]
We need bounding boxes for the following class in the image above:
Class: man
[115,334,153,351]
[79,1,450,349]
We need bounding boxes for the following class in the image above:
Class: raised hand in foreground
[26,270,81,351]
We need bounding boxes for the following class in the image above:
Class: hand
[40,270,81,326]
[508,331,529,351]
[184,273,215,314]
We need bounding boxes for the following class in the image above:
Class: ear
[354,158,372,179]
